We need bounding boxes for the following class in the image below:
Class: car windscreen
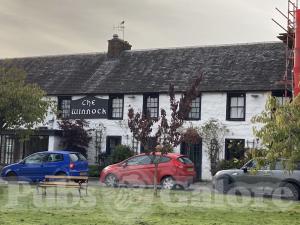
[177,156,193,164]
[242,160,257,169]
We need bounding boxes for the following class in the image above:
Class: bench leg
[78,187,81,197]
[42,187,47,196]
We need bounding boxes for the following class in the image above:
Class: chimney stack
[107,34,132,58]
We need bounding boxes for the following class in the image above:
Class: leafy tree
[0,66,51,133]
[198,119,228,176]
[128,76,202,195]
[127,107,160,195]
[58,119,92,157]
[127,108,157,151]
[252,95,300,170]
[111,145,134,164]
[156,76,202,148]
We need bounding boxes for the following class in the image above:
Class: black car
[213,159,300,200]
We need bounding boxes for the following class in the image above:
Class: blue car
[0,150,88,182]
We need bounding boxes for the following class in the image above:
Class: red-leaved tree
[58,119,92,157]
[128,75,202,195]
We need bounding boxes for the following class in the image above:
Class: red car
[100,153,196,189]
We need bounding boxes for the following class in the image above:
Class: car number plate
[187,168,193,172]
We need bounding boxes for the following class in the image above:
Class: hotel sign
[70,96,108,119]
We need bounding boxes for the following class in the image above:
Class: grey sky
[0,0,289,58]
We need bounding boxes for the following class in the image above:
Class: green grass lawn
[0,184,300,225]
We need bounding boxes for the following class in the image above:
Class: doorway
[106,136,122,155]
[180,141,202,181]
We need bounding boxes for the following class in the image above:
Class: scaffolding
[273,0,298,97]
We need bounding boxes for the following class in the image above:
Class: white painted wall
[45,91,270,180]
[48,136,62,151]
[153,92,269,180]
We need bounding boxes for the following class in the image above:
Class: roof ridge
[0,51,107,60]
[0,41,282,60]
[128,41,282,53]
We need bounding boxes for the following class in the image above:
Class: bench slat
[40,185,82,188]
[40,181,87,186]
[45,175,88,180]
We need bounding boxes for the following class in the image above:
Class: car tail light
[173,159,183,168]
[69,163,75,170]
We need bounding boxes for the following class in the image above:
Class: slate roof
[0,42,287,95]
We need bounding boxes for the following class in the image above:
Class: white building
[0,35,289,180]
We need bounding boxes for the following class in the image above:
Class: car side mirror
[242,167,248,173]
[122,162,127,168]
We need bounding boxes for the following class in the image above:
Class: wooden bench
[38,175,88,196]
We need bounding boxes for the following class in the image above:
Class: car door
[235,160,274,195]
[261,161,287,190]
[42,153,65,176]
[138,155,155,184]
[233,160,261,188]
[119,155,154,185]
[251,166,275,195]
[18,153,48,181]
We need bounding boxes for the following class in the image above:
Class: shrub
[199,119,228,177]
[88,165,106,177]
[88,165,99,177]
[111,145,134,164]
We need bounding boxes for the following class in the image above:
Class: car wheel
[281,183,300,200]
[215,176,232,194]
[161,176,176,190]
[105,174,119,187]
[6,172,18,183]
